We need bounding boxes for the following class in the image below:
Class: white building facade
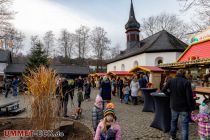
[107,1,186,72]
[107,52,182,72]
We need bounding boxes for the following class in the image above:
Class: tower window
[121,64,125,71]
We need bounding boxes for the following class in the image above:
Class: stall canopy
[89,73,107,77]
[159,27,210,69]
[107,71,133,76]
[129,66,165,73]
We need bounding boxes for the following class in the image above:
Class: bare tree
[109,43,122,59]
[142,13,190,41]
[58,29,76,61]
[75,25,90,59]
[178,0,210,27]
[90,27,111,71]
[31,35,39,48]
[11,30,25,56]
[43,30,55,57]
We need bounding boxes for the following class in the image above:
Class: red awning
[178,40,210,62]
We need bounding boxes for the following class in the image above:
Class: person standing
[123,82,130,104]
[111,78,116,96]
[77,88,84,108]
[130,77,140,105]
[77,76,84,91]
[61,78,69,117]
[100,76,111,109]
[12,77,18,97]
[118,78,124,103]
[92,95,104,132]
[5,78,12,98]
[84,79,91,101]
[139,74,147,88]
[162,69,196,140]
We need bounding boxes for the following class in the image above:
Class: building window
[113,66,116,71]
[155,57,163,66]
[133,61,139,67]
[121,64,125,71]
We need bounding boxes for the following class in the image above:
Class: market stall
[129,66,165,89]
[159,27,210,102]
[107,71,133,80]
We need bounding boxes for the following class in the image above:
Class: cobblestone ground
[0,89,199,140]
[73,89,199,140]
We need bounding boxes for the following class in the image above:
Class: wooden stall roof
[159,58,210,69]
[107,71,133,76]
[129,66,165,73]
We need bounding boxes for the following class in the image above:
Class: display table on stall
[150,92,171,132]
[141,88,157,112]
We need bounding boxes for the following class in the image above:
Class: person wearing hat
[192,102,210,140]
[92,95,104,132]
[94,104,122,140]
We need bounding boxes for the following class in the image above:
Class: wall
[107,52,179,72]
[0,63,7,76]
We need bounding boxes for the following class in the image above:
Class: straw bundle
[24,66,61,133]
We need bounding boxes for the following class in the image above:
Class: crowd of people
[2,69,210,140]
[2,76,22,98]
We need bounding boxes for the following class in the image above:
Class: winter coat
[92,105,104,131]
[77,91,84,102]
[101,80,112,101]
[84,82,91,94]
[139,78,147,88]
[192,113,210,137]
[94,121,122,140]
[123,86,130,95]
[77,79,84,89]
[162,74,196,112]
[130,80,140,97]
[61,80,69,101]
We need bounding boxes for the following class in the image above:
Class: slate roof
[5,64,90,75]
[0,49,12,63]
[5,64,26,74]
[107,30,187,64]
[51,65,89,75]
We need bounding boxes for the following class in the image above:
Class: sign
[189,27,210,44]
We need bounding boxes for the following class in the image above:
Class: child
[191,102,210,140]
[77,88,84,109]
[123,82,130,104]
[94,103,122,140]
[92,95,104,132]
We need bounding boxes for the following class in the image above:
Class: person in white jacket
[130,77,140,105]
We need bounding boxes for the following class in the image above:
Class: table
[150,92,171,132]
[141,88,157,112]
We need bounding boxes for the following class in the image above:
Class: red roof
[109,71,133,76]
[178,40,210,62]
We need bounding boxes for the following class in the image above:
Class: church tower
[125,0,140,49]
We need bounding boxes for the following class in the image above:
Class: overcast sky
[11,0,193,54]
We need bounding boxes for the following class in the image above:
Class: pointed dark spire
[125,0,140,30]
[129,0,135,19]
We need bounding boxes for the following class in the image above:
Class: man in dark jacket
[162,69,196,140]
[77,76,84,91]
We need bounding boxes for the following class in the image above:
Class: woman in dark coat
[100,76,111,109]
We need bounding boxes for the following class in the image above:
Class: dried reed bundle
[24,66,61,133]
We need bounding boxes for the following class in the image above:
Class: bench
[0,100,25,116]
